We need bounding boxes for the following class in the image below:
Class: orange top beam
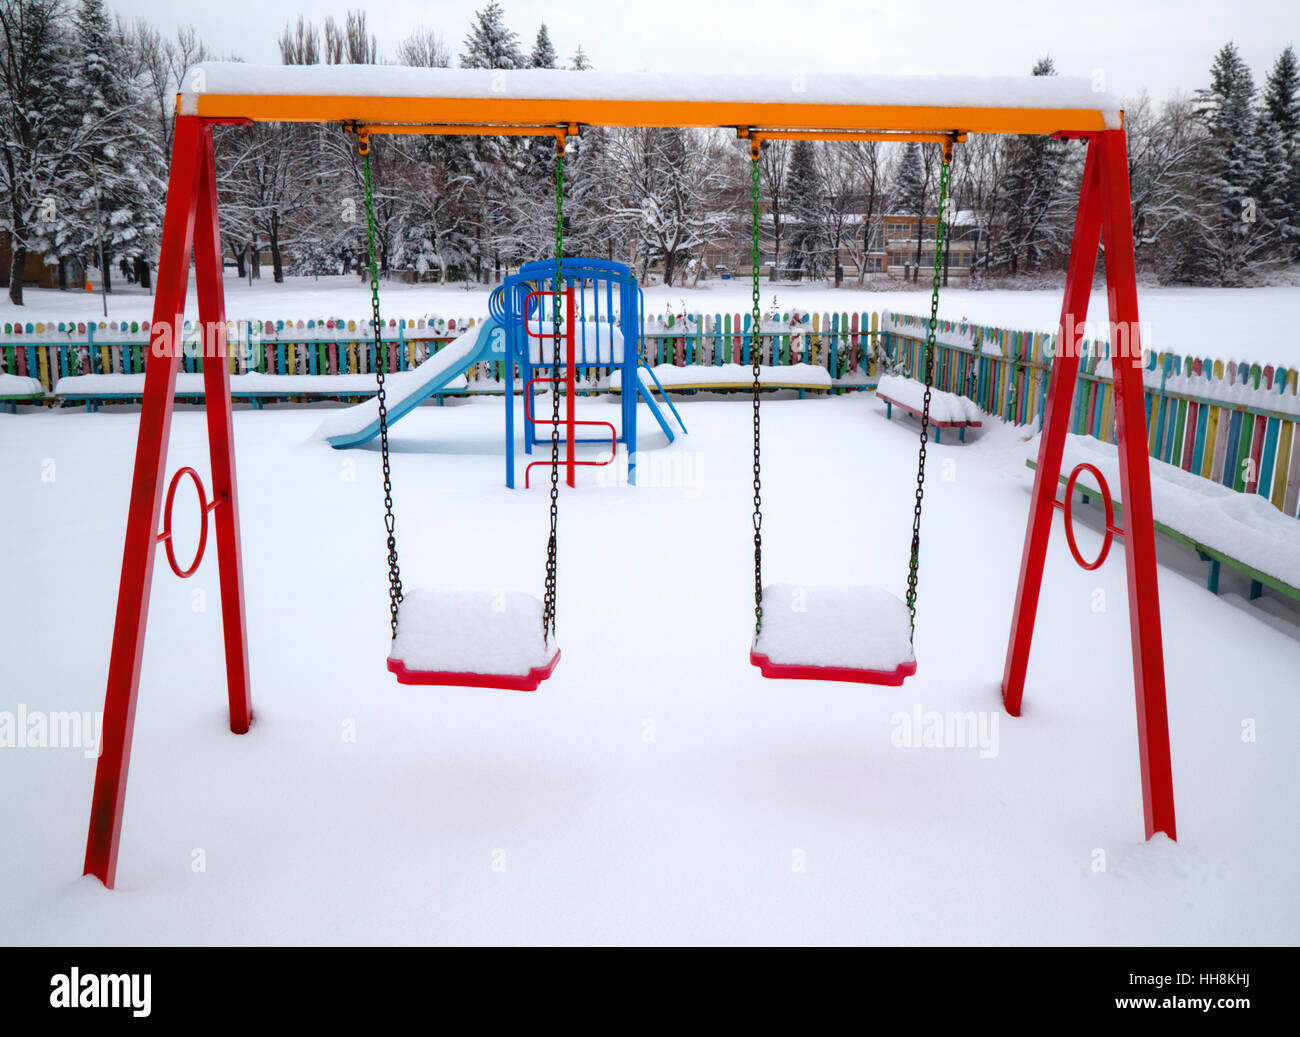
[179,65,1120,137]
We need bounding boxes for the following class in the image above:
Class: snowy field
[6,274,1300,368]
[1,391,1298,945]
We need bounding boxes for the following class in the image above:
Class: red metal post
[565,286,576,488]
[84,115,204,887]
[1001,138,1104,714]
[1096,128,1177,840]
[193,126,253,735]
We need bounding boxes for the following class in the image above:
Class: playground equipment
[320,258,686,489]
[83,66,1176,890]
[749,139,954,687]
[494,257,686,488]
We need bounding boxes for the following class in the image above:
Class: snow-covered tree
[892,141,927,281]
[51,0,165,292]
[785,139,827,277]
[995,55,1071,273]
[0,0,71,303]
[529,23,557,69]
[461,2,523,69]
[570,43,591,71]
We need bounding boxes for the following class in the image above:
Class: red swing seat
[749,584,917,687]
[387,589,561,692]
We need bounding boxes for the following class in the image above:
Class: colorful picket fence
[879,313,1300,520]
[0,316,478,392]
[5,307,1299,519]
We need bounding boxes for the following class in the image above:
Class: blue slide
[318,317,505,449]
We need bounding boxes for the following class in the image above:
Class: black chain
[750,147,763,635]
[360,136,402,640]
[542,139,564,643]
[904,148,952,642]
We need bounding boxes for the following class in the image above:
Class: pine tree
[1192,42,1277,282]
[997,56,1069,273]
[892,142,926,280]
[529,23,557,69]
[785,139,827,277]
[461,2,524,69]
[570,44,592,71]
[1259,46,1300,258]
[1260,46,1299,144]
[0,0,72,302]
[59,0,165,292]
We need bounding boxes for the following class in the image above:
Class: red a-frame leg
[84,116,252,889]
[1000,130,1176,841]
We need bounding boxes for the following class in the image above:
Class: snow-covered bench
[610,362,833,398]
[53,370,468,409]
[1027,433,1300,603]
[0,373,46,412]
[875,374,983,442]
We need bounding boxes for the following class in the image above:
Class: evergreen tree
[1190,42,1278,282]
[570,43,592,71]
[1259,46,1300,258]
[529,23,557,69]
[785,139,827,277]
[997,55,1069,273]
[0,0,71,302]
[892,141,926,280]
[461,2,523,69]
[58,0,165,292]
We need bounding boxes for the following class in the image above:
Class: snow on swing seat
[750,584,916,686]
[388,589,560,691]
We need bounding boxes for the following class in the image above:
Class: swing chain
[360,136,402,640]
[543,140,564,643]
[750,145,764,635]
[904,148,951,641]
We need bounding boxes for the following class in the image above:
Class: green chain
[542,139,564,643]
[904,149,951,641]
[750,148,764,635]
[360,139,402,640]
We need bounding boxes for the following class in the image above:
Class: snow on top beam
[179,63,1121,135]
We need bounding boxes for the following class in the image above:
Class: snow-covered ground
[5,275,1300,368]
[1,391,1297,945]
[2,392,1300,951]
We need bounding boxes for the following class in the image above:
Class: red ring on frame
[1062,462,1114,571]
[161,466,209,578]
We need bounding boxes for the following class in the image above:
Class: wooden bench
[1027,454,1300,604]
[0,375,47,413]
[876,383,982,443]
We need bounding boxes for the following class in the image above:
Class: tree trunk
[8,242,24,305]
[101,251,112,293]
[231,244,246,279]
[58,258,68,291]
[269,212,284,283]
[663,252,675,287]
[136,258,152,290]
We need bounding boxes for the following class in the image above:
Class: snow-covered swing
[747,137,955,686]
[354,128,565,691]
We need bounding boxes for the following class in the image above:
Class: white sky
[109,0,1297,103]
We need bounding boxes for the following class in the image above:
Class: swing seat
[387,589,560,691]
[750,584,917,686]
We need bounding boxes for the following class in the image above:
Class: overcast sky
[109,0,1297,103]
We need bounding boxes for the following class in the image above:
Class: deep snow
[0,392,1297,944]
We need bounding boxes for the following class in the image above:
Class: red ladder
[522,286,616,488]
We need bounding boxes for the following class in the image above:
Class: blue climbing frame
[496,257,682,487]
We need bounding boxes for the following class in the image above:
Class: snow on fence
[4,308,1299,519]
[881,313,1300,519]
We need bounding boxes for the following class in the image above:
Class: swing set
[83,66,1176,890]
